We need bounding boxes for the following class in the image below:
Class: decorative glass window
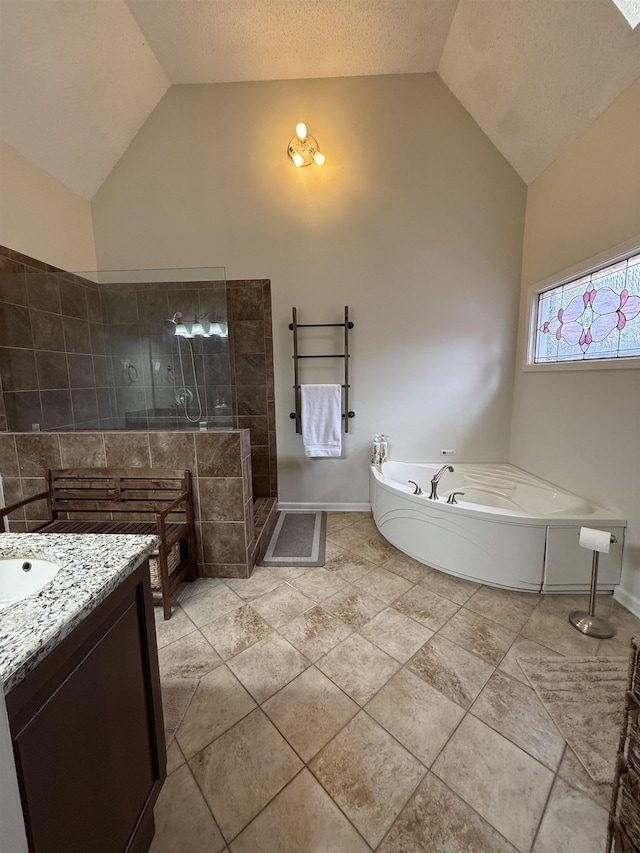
[533,251,640,364]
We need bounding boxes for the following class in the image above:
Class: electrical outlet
[440,448,456,456]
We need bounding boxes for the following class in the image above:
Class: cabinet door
[12,596,158,853]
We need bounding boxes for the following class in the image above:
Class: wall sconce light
[288,122,326,167]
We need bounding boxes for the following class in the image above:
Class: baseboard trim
[276,502,372,513]
[614,585,640,619]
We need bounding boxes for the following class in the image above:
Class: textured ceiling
[0,0,638,200]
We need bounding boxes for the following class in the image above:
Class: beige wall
[0,140,96,272]
[510,81,640,607]
[91,74,526,506]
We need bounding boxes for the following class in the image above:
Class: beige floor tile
[286,568,353,602]
[438,607,517,665]
[520,607,601,656]
[382,553,431,584]
[200,604,272,660]
[150,764,226,853]
[359,607,433,663]
[166,739,186,775]
[393,585,460,631]
[327,526,399,565]
[418,569,480,605]
[599,601,640,655]
[158,630,223,680]
[154,605,197,649]
[230,769,370,853]
[310,711,425,847]
[279,605,353,662]
[175,577,226,604]
[378,772,518,853]
[325,511,366,535]
[471,670,565,770]
[227,633,309,703]
[262,667,359,761]
[249,584,315,627]
[532,776,608,853]
[322,587,386,629]
[433,715,554,853]
[498,638,562,685]
[349,516,379,536]
[323,547,377,584]
[409,634,495,709]
[180,583,245,629]
[366,668,464,766]
[176,665,257,758]
[189,708,302,842]
[353,566,413,604]
[266,565,307,581]
[464,585,539,628]
[538,592,614,619]
[557,745,613,810]
[317,633,401,705]
[225,568,283,600]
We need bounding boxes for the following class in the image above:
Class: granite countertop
[0,533,159,693]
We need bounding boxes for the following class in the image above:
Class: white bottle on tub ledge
[379,435,388,465]
[371,435,381,466]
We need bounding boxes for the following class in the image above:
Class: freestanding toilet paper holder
[569,533,617,639]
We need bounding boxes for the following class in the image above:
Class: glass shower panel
[73,266,230,430]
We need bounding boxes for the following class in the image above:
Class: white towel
[300,384,342,458]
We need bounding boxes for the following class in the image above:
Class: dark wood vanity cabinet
[5,560,166,853]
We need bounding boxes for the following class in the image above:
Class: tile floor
[149,512,640,853]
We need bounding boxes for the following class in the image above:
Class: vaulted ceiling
[0,0,638,200]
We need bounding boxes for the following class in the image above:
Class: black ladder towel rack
[289,305,355,434]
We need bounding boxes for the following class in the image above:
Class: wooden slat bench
[0,468,197,620]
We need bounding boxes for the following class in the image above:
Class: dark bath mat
[260,511,327,567]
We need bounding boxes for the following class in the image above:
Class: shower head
[163,312,182,330]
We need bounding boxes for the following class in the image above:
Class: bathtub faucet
[429,465,454,500]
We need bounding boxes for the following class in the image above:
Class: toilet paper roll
[579,527,612,554]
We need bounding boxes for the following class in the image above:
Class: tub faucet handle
[447,491,465,505]
[408,480,423,495]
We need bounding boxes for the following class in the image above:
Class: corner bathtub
[371,462,626,593]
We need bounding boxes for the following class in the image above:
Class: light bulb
[313,150,326,166]
[292,151,304,167]
[175,324,188,337]
[191,321,205,336]
[295,122,307,140]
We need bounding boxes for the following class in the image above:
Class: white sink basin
[0,557,61,610]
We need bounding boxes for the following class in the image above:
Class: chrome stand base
[569,610,615,639]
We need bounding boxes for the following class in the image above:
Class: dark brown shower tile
[30,309,64,351]
[137,289,169,322]
[59,278,88,320]
[148,432,196,469]
[0,348,38,391]
[71,389,99,423]
[85,288,102,324]
[234,353,266,385]
[232,320,265,354]
[2,478,24,522]
[102,291,136,325]
[197,478,244,522]
[67,353,95,388]
[107,324,142,356]
[25,270,60,313]
[90,323,107,355]
[239,428,251,459]
[0,434,19,477]
[203,354,232,385]
[0,261,27,305]
[35,351,69,390]
[63,316,91,353]
[197,284,227,319]
[195,431,242,477]
[167,290,199,323]
[22,477,49,521]
[200,521,248,564]
[92,356,109,387]
[241,455,253,502]
[267,400,276,431]
[40,390,73,429]
[3,392,43,432]
[252,476,271,499]
[15,433,61,476]
[237,416,268,445]
[236,385,267,416]
[0,303,33,348]
[251,446,270,478]
[104,433,151,467]
[96,388,113,420]
[59,433,106,467]
[228,284,264,320]
[113,386,147,420]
